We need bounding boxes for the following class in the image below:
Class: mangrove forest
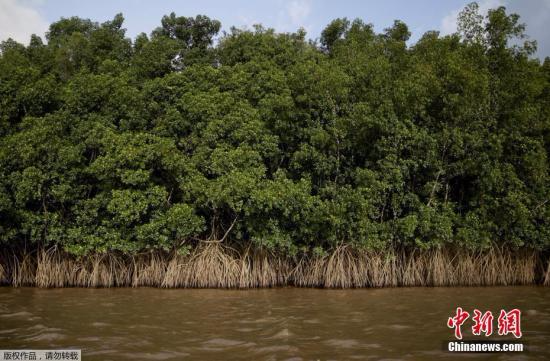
[0,2,549,287]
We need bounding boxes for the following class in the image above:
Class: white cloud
[0,0,49,44]
[507,0,550,58]
[287,0,311,26]
[237,15,261,30]
[440,8,460,35]
[274,0,312,34]
[440,0,504,35]
[440,0,550,57]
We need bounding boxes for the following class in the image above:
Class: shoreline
[1,245,548,288]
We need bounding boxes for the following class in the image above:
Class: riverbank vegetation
[0,247,545,287]
[1,3,549,287]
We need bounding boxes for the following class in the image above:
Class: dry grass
[0,245,547,288]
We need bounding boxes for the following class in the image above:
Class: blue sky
[1,0,549,58]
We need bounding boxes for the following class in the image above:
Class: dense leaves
[1,3,549,256]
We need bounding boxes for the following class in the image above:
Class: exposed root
[12,253,36,287]
[133,253,165,287]
[163,242,241,288]
[544,259,550,286]
[237,247,289,288]
[0,262,5,285]
[0,246,547,288]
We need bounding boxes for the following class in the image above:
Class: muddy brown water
[0,287,548,360]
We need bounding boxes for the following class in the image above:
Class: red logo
[472,309,494,336]
[497,309,522,338]
[447,307,470,339]
[448,308,522,339]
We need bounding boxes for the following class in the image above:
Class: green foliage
[1,3,549,255]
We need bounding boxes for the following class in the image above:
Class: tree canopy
[1,3,549,256]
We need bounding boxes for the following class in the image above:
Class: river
[0,286,548,360]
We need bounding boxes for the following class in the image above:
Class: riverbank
[1,245,548,288]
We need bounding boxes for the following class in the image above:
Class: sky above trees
[1,0,549,59]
